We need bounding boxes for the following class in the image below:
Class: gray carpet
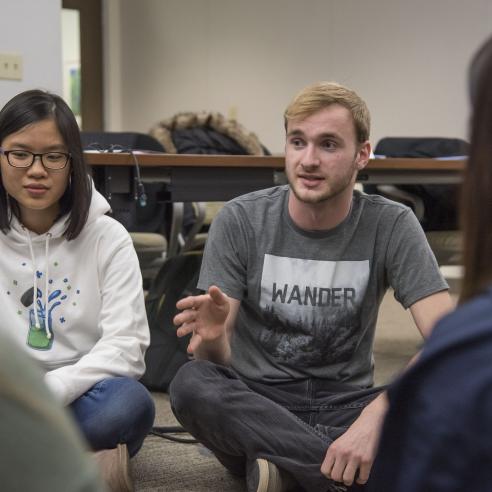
[132,288,457,491]
[132,392,246,491]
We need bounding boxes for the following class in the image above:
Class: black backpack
[140,252,203,392]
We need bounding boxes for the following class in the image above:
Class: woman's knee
[129,378,155,429]
[72,377,155,447]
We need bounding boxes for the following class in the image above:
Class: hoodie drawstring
[45,234,50,332]
[25,229,52,339]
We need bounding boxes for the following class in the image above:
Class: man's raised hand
[174,285,231,355]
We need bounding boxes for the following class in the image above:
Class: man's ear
[355,141,371,170]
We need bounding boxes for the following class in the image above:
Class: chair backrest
[81,131,166,153]
[81,131,168,234]
[372,137,469,231]
[374,137,469,158]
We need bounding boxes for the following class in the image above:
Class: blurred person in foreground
[368,34,492,492]
[0,331,106,492]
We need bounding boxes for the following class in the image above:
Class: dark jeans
[169,360,384,492]
[70,376,155,457]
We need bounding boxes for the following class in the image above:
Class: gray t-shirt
[198,186,448,387]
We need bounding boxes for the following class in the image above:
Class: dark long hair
[460,35,492,302]
[0,89,91,239]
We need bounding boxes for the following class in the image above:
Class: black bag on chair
[140,252,203,392]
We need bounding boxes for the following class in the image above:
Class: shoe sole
[116,444,133,492]
[256,458,281,492]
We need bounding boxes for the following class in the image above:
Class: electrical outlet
[0,53,23,80]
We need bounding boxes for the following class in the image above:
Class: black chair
[81,132,171,286]
[370,137,468,266]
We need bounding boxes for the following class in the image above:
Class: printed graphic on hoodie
[259,254,369,366]
[15,269,75,351]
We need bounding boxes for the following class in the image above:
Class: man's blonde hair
[284,81,371,144]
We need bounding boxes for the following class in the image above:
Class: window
[61,0,103,130]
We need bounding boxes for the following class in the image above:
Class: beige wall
[0,0,62,105]
[104,0,492,154]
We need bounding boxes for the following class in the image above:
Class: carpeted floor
[132,391,246,492]
[132,287,457,491]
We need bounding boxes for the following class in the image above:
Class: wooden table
[87,152,465,256]
[87,152,465,202]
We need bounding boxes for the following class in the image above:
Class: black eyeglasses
[0,148,71,170]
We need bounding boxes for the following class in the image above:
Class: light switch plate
[0,53,23,80]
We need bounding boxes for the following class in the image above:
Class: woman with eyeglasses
[0,90,154,491]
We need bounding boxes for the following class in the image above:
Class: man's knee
[169,359,229,416]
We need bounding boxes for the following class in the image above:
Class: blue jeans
[170,360,384,492]
[70,377,155,457]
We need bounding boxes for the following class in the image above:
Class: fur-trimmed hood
[149,111,268,155]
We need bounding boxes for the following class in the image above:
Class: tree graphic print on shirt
[259,254,370,366]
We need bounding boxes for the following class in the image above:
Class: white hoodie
[0,185,149,406]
